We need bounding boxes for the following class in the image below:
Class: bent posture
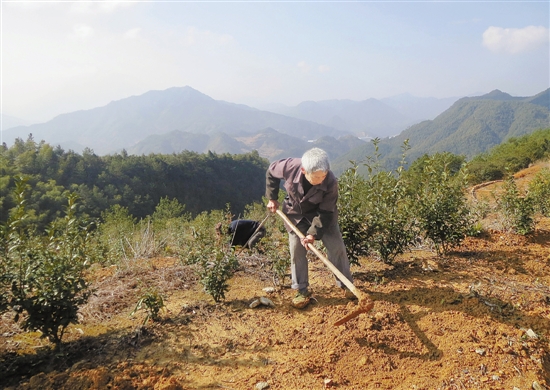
[265,148,354,308]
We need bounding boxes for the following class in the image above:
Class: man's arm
[265,165,281,201]
[266,160,287,213]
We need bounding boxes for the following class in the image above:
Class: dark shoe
[291,289,311,309]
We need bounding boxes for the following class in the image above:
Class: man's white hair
[301,148,330,173]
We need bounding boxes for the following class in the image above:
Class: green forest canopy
[1,128,549,228]
[0,136,268,227]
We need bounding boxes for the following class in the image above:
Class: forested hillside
[0,137,268,227]
[333,89,550,175]
[467,128,550,183]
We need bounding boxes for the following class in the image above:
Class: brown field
[1,163,549,390]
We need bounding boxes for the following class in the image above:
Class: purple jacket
[265,157,338,239]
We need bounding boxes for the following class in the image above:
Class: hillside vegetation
[334,89,550,175]
[1,140,549,389]
[467,128,550,184]
[0,137,268,227]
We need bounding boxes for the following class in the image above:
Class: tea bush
[131,288,165,325]
[151,197,191,255]
[96,204,136,264]
[528,167,550,217]
[411,153,472,255]
[1,177,95,347]
[182,207,239,302]
[338,163,371,265]
[248,195,291,285]
[498,175,535,235]
[339,139,414,264]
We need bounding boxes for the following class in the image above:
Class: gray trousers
[289,219,353,291]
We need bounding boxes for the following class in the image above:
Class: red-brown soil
[1,165,549,390]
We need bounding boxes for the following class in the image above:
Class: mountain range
[2,86,549,166]
[261,93,458,139]
[2,86,455,157]
[332,88,550,174]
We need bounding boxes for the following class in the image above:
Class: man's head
[301,148,329,185]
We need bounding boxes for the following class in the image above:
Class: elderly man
[265,147,354,308]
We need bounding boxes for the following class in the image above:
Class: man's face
[301,168,327,185]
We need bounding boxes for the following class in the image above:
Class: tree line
[0,136,268,228]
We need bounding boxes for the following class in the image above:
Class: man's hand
[267,200,279,213]
[300,235,315,249]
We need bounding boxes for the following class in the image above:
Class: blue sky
[1,0,549,123]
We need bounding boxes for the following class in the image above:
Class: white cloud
[124,28,141,40]
[483,25,549,54]
[70,24,94,41]
[318,65,330,73]
[297,61,311,73]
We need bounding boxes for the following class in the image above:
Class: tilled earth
[1,173,550,389]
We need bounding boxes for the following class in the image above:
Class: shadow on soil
[346,244,550,378]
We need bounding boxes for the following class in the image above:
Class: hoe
[276,210,374,326]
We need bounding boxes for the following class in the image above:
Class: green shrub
[412,154,473,256]
[246,196,289,285]
[197,246,239,303]
[338,164,371,265]
[498,175,535,235]
[1,177,95,347]
[131,289,165,325]
[257,235,290,286]
[466,200,490,237]
[153,198,190,253]
[528,167,550,217]
[182,207,239,302]
[339,139,414,264]
[96,204,136,264]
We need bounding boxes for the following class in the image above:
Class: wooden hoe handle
[275,209,375,326]
[275,210,362,299]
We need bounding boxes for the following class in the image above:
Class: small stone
[249,299,261,308]
[492,375,500,381]
[475,348,486,356]
[259,297,275,307]
[255,381,269,390]
[324,378,334,387]
[262,287,276,293]
[533,381,544,390]
[526,329,538,339]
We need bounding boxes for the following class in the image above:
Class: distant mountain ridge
[261,94,458,139]
[3,87,347,155]
[3,87,548,169]
[129,127,366,162]
[333,88,550,175]
[1,114,33,130]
